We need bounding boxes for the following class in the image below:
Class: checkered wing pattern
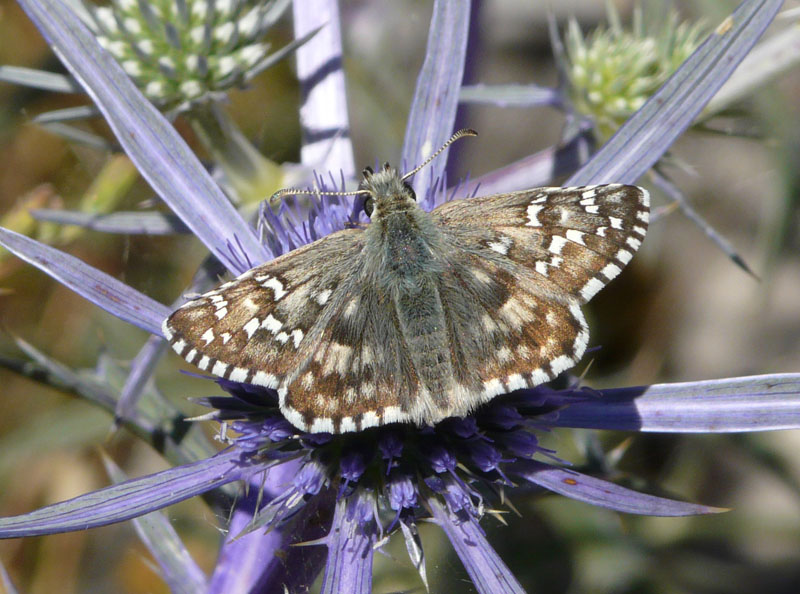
[431,184,649,397]
[164,183,648,433]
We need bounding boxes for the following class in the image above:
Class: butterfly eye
[362,166,373,179]
[363,196,374,217]
[403,182,417,202]
[383,162,391,171]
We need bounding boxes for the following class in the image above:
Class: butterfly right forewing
[429,184,649,400]
[433,184,649,304]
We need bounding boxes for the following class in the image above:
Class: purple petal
[292,0,356,176]
[427,495,525,594]
[17,0,268,273]
[0,227,168,336]
[459,83,562,108]
[457,127,592,195]
[103,456,208,594]
[30,209,190,235]
[0,64,80,92]
[402,0,470,199]
[552,374,800,433]
[512,459,724,516]
[0,450,251,538]
[208,461,328,594]
[567,0,783,185]
[320,492,377,594]
[115,335,168,421]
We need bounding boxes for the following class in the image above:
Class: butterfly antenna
[401,128,478,182]
[269,187,369,208]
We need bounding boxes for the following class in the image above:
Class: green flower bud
[565,6,704,142]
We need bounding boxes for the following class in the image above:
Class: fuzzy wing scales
[432,184,649,395]
[163,228,367,390]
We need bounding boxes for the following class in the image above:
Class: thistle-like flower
[0,1,797,593]
[564,6,705,142]
[89,0,294,112]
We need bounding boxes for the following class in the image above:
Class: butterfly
[162,130,649,433]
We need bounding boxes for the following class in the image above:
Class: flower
[88,0,300,113]
[0,1,797,593]
[564,4,705,142]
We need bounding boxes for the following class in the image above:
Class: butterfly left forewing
[163,228,366,390]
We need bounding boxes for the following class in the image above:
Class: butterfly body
[163,164,649,434]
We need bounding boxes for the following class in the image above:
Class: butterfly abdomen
[393,276,457,422]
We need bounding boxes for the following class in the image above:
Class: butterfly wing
[430,184,649,396]
[163,228,368,392]
[163,227,421,433]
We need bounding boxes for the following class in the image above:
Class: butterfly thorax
[360,167,455,421]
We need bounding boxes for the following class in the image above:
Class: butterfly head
[358,162,417,219]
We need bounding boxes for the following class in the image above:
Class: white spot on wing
[530,368,550,385]
[565,229,586,245]
[550,354,574,376]
[600,262,622,280]
[487,235,513,255]
[580,277,605,301]
[252,371,278,388]
[637,209,649,222]
[281,405,307,431]
[214,308,228,319]
[291,329,304,348]
[506,374,527,391]
[229,367,248,382]
[626,236,642,250]
[340,417,357,432]
[609,216,623,230]
[382,406,406,425]
[243,317,260,339]
[261,314,282,334]
[201,328,214,345]
[262,276,287,300]
[585,205,599,214]
[361,410,381,429]
[616,249,633,265]
[221,332,232,344]
[171,338,186,354]
[316,289,332,305]
[197,355,210,371]
[483,378,504,397]
[211,361,228,376]
[526,204,544,227]
[548,235,568,255]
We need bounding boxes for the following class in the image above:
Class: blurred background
[1,0,799,592]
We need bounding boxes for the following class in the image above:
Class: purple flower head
[1,2,798,594]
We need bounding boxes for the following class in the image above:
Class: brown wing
[430,184,648,397]
[163,227,423,433]
[163,228,367,394]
